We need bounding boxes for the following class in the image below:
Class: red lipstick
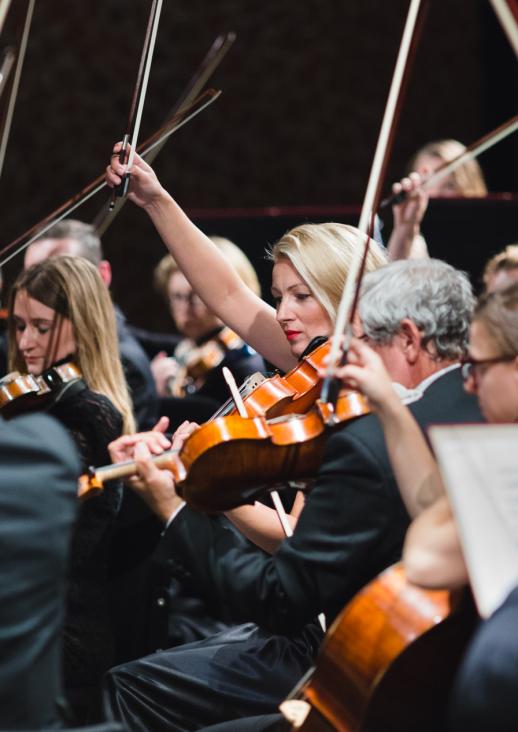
[285,330,302,341]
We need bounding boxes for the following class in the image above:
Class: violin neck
[93,448,179,484]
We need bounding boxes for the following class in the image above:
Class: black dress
[49,382,123,720]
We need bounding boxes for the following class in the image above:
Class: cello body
[296,564,476,732]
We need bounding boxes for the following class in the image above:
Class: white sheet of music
[429,424,518,619]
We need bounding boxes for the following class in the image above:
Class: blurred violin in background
[165,326,250,398]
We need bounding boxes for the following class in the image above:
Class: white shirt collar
[393,362,460,405]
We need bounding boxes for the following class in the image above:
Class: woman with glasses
[151,240,264,428]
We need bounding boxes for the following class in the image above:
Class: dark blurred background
[1,0,517,330]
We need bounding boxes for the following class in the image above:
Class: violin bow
[0,46,15,99]
[0,0,36,180]
[109,0,164,209]
[489,0,518,58]
[319,0,429,407]
[93,31,236,235]
[380,113,518,209]
[0,88,221,268]
[0,0,12,36]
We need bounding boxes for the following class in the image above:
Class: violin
[78,386,370,507]
[0,361,82,419]
[282,564,476,732]
[213,336,329,420]
[167,327,249,398]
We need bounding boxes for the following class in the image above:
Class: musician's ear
[97,260,112,288]
[398,319,422,364]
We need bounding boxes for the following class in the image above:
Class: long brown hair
[8,255,135,433]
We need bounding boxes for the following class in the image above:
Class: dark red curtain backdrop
[0,0,516,328]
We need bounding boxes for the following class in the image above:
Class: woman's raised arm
[106,145,296,371]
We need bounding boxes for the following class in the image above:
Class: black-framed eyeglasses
[169,292,204,308]
[460,355,516,382]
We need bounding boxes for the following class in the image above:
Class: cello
[284,564,476,732]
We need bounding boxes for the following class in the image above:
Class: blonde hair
[155,236,261,298]
[269,222,387,323]
[483,244,518,290]
[8,256,135,434]
[474,283,518,356]
[409,139,487,197]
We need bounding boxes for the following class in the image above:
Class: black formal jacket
[156,368,484,634]
[450,584,518,731]
[0,413,79,729]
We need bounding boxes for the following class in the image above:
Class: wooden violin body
[169,327,245,398]
[228,339,330,419]
[78,388,370,507]
[293,564,476,732]
[174,388,369,511]
[0,362,81,418]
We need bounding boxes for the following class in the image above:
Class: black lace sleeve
[49,386,124,573]
[49,386,123,470]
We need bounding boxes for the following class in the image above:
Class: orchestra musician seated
[150,239,265,430]
[101,140,483,732]
[0,412,79,730]
[24,219,159,430]
[329,282,518,732]
[387,138,488,261]
[5,254,134,723]
[483,243,518,293]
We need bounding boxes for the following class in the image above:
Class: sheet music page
[429,424,518,619]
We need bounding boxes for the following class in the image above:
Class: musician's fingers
[105,165,122,187]
[133,441,176,496]
[134,442,163,485]
[111,141,123,156]
[108,431,170,462]
[152,416,170,434]
[171,421,199,451]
